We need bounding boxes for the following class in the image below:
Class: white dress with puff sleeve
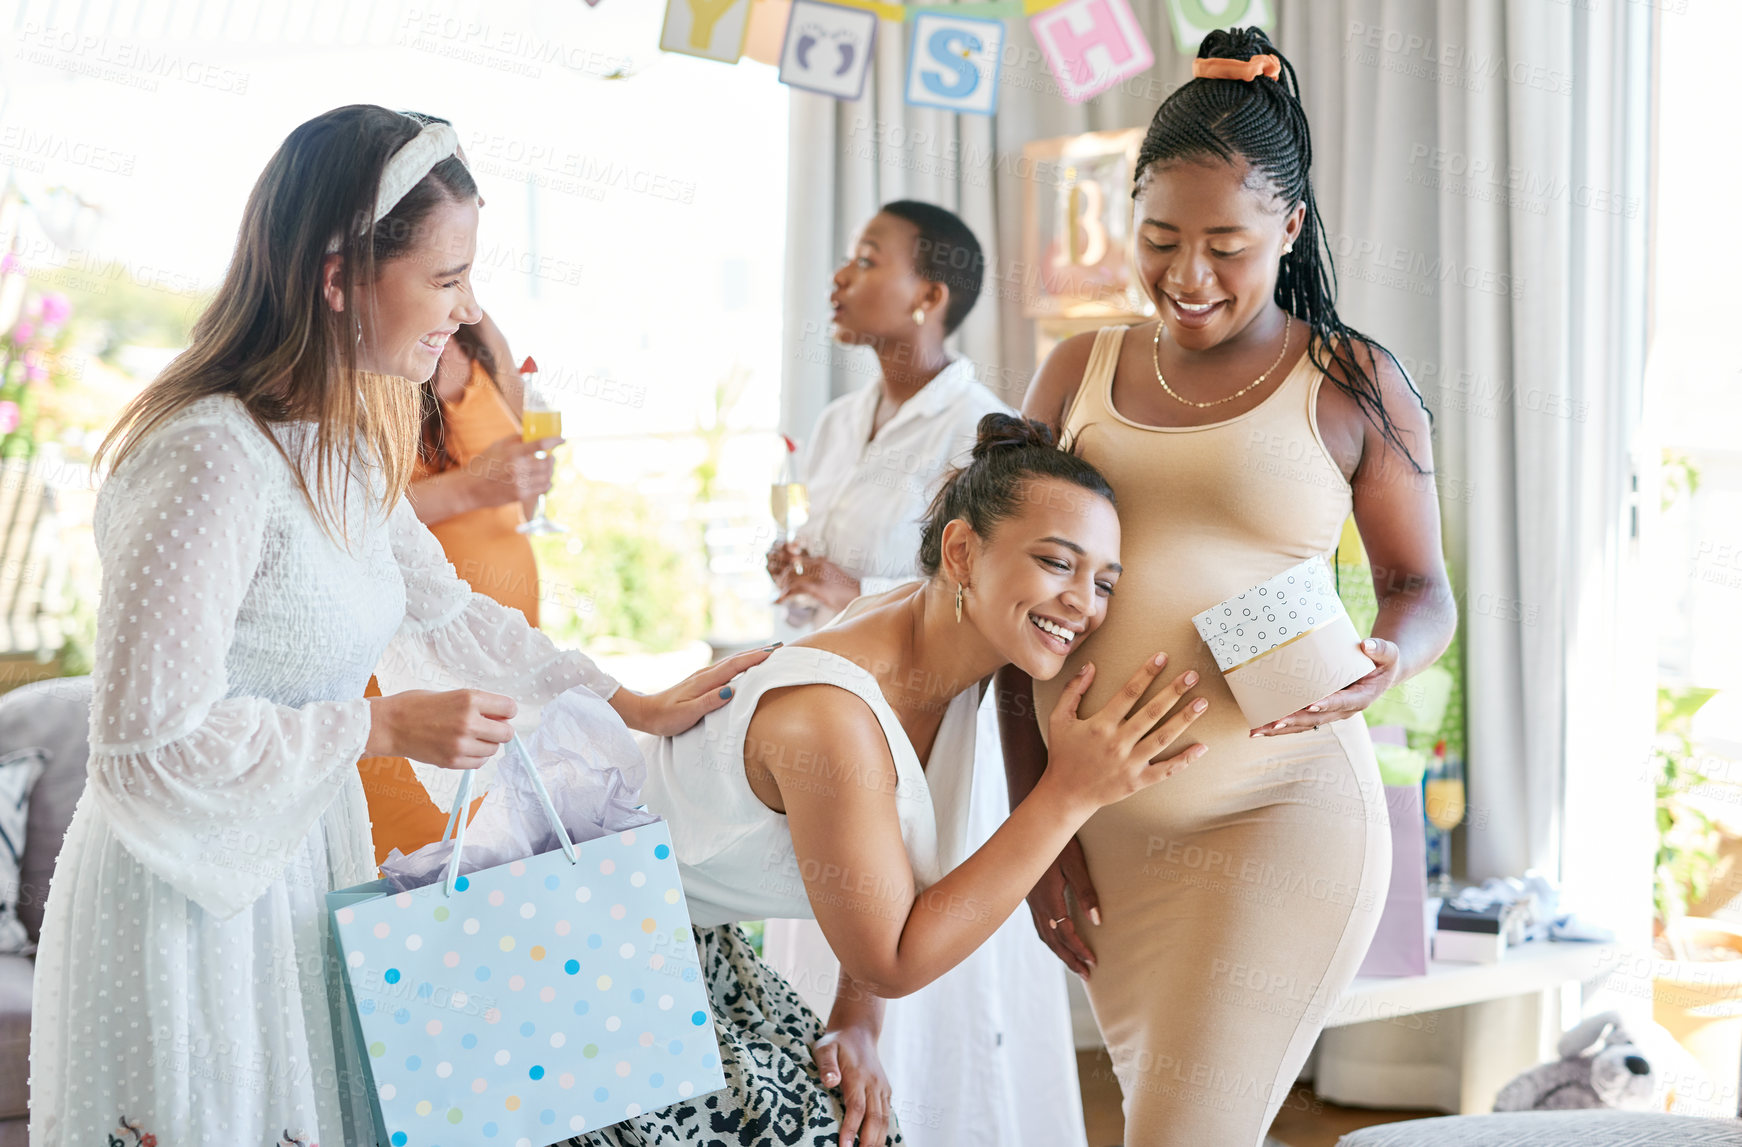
[29,395,618,1146]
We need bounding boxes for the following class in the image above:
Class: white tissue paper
[378,684,659,892]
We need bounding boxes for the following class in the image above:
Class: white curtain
[1279,1,1655,934]
[782,2,1656,932]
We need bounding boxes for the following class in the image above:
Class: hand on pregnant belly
[1042,652,1210,813]
[1025,653,1209,978]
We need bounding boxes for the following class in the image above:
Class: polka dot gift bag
[1189,553,1376,730]
[328,733,726,1147]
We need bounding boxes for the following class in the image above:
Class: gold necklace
[1151,313,1292,409]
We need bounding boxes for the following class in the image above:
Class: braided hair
[1136,27,1428,470]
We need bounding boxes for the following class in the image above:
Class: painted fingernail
[1183,670,1199,686]
[719,686,733,700]
[1089,907,1102,926]
[764,641,784,651]
[1192,698,1208,713]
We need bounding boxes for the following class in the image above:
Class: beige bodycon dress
[1033,327,1390,1147]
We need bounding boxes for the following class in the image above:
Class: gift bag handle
[442,733,578,896]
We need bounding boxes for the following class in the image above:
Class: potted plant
[1650,685,1742,1099]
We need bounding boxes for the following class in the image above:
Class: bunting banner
[654,0,1274,110]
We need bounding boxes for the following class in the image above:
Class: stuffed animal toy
[1494,1011,1657,1112]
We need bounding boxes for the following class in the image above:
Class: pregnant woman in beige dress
[997,29,1457,1147]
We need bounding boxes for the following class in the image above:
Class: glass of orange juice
[516,358,564,536]
[1423,740,1464,895]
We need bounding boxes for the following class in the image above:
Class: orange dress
[360,358,539,864]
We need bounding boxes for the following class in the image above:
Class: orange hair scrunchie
[1192,54,1282,82]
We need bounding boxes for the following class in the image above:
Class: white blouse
[33,393,618,1144]
[794,358,1010,596]
[639,644,980,927]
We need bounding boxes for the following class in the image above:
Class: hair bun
[1197,26,1275,62]
[970,413,1057,462]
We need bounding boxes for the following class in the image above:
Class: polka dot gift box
[329,819,726,1147]
[1189,554,1375,730]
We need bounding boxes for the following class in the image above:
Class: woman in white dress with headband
[29,107,770,1146]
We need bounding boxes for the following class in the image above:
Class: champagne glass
[1423,741,1465,897]
[770,484,811,566]
[771,434,810,575]
[516,356,565,536]
[771,436,818,624]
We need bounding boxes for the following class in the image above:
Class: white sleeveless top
[640,644,981,927]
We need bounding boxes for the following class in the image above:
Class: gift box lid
[1191,554,1350,674]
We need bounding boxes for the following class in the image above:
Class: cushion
[1337,1110,1742,1146]
[1,676,91,945]
[0,749,43,954]
[0,953,29,1118]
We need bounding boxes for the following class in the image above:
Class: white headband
[326,118,468,254]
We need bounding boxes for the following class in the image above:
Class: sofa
[1337,1110,1742,1145]
[1,676,92,1147]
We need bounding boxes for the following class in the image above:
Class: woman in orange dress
[359,311,563,862]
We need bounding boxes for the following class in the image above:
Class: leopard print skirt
[565,925,903,1147]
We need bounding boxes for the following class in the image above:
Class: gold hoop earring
[913,308,926,326]
[955,583,964,624]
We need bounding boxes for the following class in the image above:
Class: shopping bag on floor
[329,736,727,1146]
[1356,778,1431,978]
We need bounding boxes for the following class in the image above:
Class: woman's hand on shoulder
[609,642,783,736]
[1021,330,1102,432]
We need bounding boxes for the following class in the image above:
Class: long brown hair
[94,105,480,537]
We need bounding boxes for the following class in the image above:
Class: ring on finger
[1049,916,1068,928]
